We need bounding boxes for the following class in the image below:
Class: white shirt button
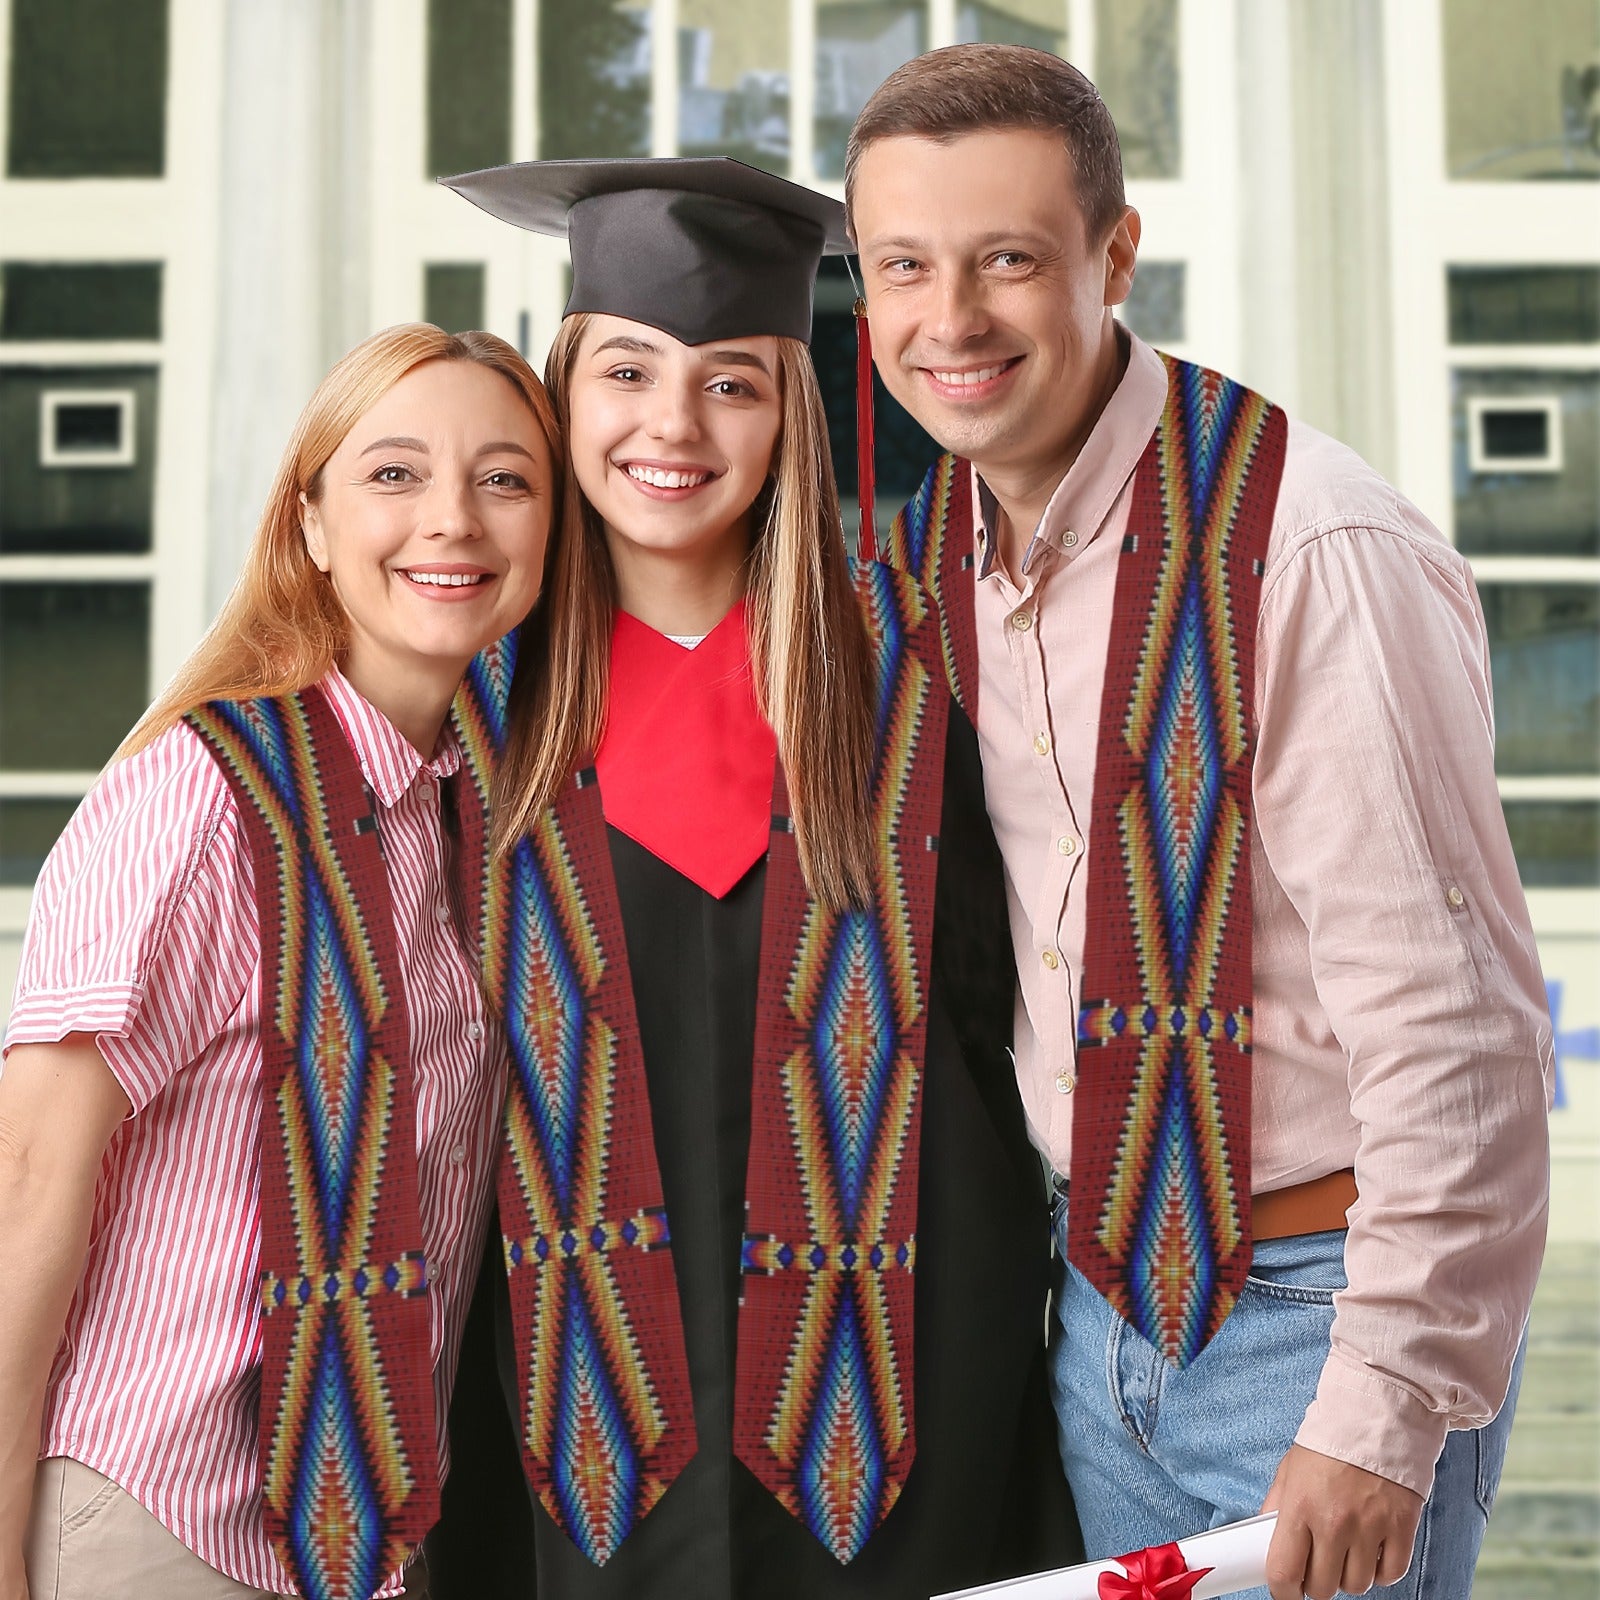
[1033,732,1051,756]
[1011,610,1033,632]
[434,901,451,923]
[448,1144,467,1166]
[1057,835,1077,856]
[466,1020,485,1041]
[1061,530,1079,549]
[1056,1072,1076,1095]
[1041,949,1060,970]
[1446,886,1465,909]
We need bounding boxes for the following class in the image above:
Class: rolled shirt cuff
[1295,1350,1452,1499]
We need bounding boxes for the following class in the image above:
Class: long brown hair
[118,323,561,759]
[493,313,876,909]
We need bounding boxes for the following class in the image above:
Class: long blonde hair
[119,323,561,759]
[493,313,876,909]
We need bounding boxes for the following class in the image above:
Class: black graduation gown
[426,698,1080,1599]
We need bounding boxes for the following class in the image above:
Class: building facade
[1,11,1597,1567]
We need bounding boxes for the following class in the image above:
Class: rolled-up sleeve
[3,724,257,1114]
[1252,521,1553,1497]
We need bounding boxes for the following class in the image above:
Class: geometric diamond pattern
[735,562,946,1562]
[1066,356,1288,1368]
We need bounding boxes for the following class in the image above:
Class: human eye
[370,462,420,485]
[989,249,1033,271]
[708,376,758,400]
[481,467,531,491]
[604,363,647,385]
[881,255,922,278]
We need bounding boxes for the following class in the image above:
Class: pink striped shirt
[2,669,507,1596]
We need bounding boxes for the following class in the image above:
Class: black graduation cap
[440,157,852,346]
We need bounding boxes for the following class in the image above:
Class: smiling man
[846,44,1553,1600]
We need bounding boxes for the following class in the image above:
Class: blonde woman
[0,325,559,1600]
[427,159,1077,1600]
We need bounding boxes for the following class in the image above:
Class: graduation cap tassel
[853,296,878,562]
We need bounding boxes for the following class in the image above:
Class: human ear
[1104,206,1141,308]
[300,491,330,573]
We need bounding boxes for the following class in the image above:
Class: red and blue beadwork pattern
[188,690,439,1600]
[492,773,697,1565]
[1070,356,1286,1367]
[734,562,948,1563]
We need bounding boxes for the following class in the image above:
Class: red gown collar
[595,599,777,899]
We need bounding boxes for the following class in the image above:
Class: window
[956,1,1064,51]
[814,2,929,180]
[0,263,163,342]
[5,0,168,177]
[1442,0,1600,180]
[1096,0,1179,179]
[424,264,488,333]
[679,0,792,173]
[1122,262,1185,344]
[425,0,513,176]
[1449,266,1600,345]
[539,0,652,160]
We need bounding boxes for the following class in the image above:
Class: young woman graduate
[0,325,559,1600]
[426,159,1078,1600]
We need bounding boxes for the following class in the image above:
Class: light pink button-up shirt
[972,330,1552,1497]
[3,668,505,1596]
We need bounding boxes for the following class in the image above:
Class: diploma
[933,1512,1279,1600]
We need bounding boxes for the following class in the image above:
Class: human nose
[642,377,703,444]
[421,472,482,539]
[925,267,989,347]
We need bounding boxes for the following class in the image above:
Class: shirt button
[434,901,451,923]
[466,1020,485,1041]
[1061,530,1079,549]
[1446,886,1465,908]
[1041,949,1060,970]
[1057,836,1077,856]
[1011,610,1033,632]
[1033,732,1051,756]
[1056,1072,1076,1095]
[448,1144,467,1166]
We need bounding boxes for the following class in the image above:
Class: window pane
[1503,800,1600,887]
[679,0,791,173]
[1095,0,1178,179]
[540,0,652,160]
[427,0,512,176]
[1121,261,1184,343]
[424,264,487,333]
[1442,0,1600,180]
[6,0,166,177]
[1453,369,1599,557]
[0,264,163,342]
[1449,267,1600,345]
[814,2,929,181]
[956,0,1066,51]
[0,584,150,770]
[0,798,79,886]
[0,367,158,555]
[1480,584,1599,775]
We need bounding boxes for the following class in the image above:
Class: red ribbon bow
[1097,1542,1213,1600]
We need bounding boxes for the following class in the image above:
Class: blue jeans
[1047,1196,1525,1599]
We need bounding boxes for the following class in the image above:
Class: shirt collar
[318,664,463,809]
[975,328,1170,581]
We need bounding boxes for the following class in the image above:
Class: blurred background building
[0,0,1596,1589]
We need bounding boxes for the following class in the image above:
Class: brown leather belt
[1252,1168,1357,1241]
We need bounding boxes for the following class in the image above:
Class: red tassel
[854,296,877,562]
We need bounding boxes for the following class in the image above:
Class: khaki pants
[26,1458,431,1600]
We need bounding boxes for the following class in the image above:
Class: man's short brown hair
[844,44,1125,240]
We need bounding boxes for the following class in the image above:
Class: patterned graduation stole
[483,729,698,1559]
[1071,357,1284,1365]
[733,561,948,1563]
[188,686,475,1600]
[887,356,1287,1369]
